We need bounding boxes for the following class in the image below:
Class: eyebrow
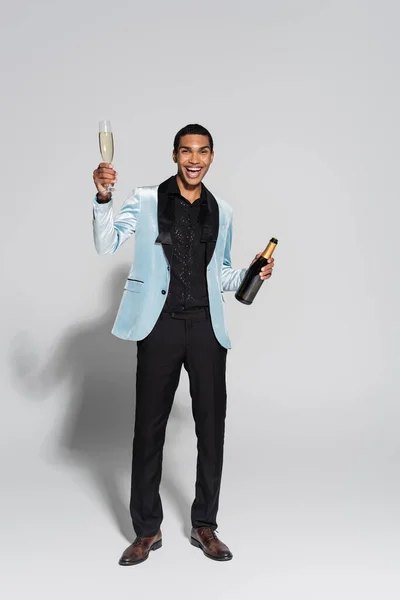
[179,145,211,150]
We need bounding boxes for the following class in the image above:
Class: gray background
[1,0,399,597]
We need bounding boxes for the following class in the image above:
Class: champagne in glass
[98,120,115,193]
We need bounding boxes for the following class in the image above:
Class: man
[92,124,274,565]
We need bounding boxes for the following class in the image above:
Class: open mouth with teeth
[185,166,203,179]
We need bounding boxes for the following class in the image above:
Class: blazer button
[161,290,166,295]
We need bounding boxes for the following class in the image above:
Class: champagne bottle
[235,237,278,305]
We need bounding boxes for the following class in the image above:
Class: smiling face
[173,134,214,187]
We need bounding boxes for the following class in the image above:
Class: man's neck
[176,173,202,204]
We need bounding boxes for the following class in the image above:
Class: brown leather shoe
[190,527,233,561]
[118,530,162,566]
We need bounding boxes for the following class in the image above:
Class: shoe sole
[190,537,233,561]
[118,539,162,566]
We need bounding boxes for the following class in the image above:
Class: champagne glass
[98,120,115,193]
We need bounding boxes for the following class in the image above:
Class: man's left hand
[253,253,275,280]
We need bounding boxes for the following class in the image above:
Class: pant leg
[184,311,228,530]
[130,313,185,537]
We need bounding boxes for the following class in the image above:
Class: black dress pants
[129,307,227,537]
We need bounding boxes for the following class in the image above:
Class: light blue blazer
[92,177,246,349]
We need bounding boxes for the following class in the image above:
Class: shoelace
[132,537,146,547]
[202,527,219,543]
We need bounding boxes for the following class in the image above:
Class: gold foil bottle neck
[261,237,278,260]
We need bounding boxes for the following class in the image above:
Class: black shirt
[163,176,209,312]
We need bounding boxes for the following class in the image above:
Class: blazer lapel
[155,176,219,267]
[155,176,175,264]
[200,184,219,266]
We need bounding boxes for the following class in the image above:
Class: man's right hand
[93,163,117,202]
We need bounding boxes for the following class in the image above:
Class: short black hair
[173,124,214,154]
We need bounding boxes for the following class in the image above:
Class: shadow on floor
[11,265,193,541]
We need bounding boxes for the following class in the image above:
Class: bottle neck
[261,240,277,260]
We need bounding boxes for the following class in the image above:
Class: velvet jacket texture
[92,176,246,349]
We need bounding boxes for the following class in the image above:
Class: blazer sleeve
[92,188,141,255]
[221,212,246,292]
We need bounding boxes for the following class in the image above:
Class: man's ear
[210,151,214,163]
[172,151,177,163]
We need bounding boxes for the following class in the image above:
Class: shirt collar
[167,175,206,204]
